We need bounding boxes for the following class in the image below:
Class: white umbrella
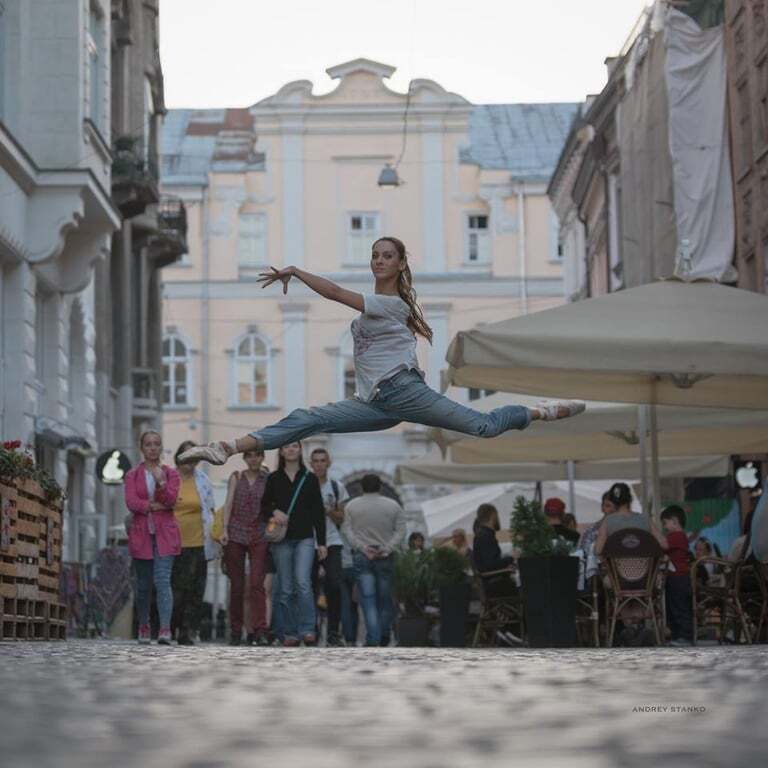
[443,280,768,514]
[395,454,729,487]
[444,279,768,409]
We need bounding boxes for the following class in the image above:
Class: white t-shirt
[319,477,350,548]
[351,294,422,401]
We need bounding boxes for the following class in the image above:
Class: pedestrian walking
[221,447,270,646]
[171,441,217,645]
[342,473,406,647]
[178,237,585,468]
[124,431,181,646]
[262,441,326,646]
[309,447,349,646]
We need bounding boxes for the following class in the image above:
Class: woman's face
[244,451,264,471]
[695,540,710,558]
[141,433,162,462]
[601,499,616,516]
[370,240,403,281]
[281,442,302,463]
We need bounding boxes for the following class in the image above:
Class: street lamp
[377,163,400,188]
[377,81,412,189]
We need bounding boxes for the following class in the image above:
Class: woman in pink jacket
[124,430,181,645]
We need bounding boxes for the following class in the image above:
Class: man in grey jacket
[342,473,406,646]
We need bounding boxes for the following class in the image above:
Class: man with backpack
[310,448,349,646]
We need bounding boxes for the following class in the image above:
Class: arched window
[337,332,356,399]
[162,334,190,406]
[233,333,270,406]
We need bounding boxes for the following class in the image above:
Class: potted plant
[394,548,433,646]
[510,496,579,647]
[433,546,472,647]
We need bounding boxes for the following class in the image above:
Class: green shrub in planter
[394,549,433,646]
[510,496,578,647]
[432,547,471,647]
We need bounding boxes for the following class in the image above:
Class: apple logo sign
[736,461,760,490]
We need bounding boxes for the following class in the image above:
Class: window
[468,388,496,402]
[87,3,103,130]
[466,214,490,263]
[233,333,270,406]
[238,212,267,266]
[347,213,380,264]
[162,334,190,407]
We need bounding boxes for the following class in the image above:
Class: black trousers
[665,573,693,641]
[171,546,207,639]
[324,545,344,638]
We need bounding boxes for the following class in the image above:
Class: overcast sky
[160,0,651,109]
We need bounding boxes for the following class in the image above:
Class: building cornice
[162,273,564,300]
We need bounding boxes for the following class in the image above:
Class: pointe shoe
[178,441,232,466]
[535,400,586,421]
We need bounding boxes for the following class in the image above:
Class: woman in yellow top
[172,440,217,645]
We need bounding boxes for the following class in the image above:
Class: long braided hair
[372,236,433,344]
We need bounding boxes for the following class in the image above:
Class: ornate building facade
[160,59,576,524]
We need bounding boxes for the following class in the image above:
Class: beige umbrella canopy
[444,280,768,409]
[394,454,729,486]
[430,390,768,463]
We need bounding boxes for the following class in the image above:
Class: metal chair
[575,574,601,647]
[602,528,666,647]
[691,556,766,644]
[471,567,525,647]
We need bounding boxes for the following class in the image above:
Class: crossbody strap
[286,471,309,517]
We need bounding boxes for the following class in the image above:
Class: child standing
[660,505,694,646]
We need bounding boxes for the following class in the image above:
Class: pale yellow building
[160,59,577,519]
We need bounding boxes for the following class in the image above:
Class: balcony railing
[148,196,188,267]
[111,136,159,219]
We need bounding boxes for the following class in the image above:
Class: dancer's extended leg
[179,397,400,464]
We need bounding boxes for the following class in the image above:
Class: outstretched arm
[258,266,364,312]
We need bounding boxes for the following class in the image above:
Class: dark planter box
[439,582,471,647]
[397,616,430,647]
[518,556,579,647]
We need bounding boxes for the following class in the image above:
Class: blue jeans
[340,565,359,644]
[271,538,316,639]
[134,537,175,629]
[250,369,531,449]
[354,552,395,646]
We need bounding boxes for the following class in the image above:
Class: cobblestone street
[1,642,767,768]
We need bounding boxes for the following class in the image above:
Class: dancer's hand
[317,546,328,561]
[258,266,294,294]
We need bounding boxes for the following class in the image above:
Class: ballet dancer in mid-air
[179,236,585,466]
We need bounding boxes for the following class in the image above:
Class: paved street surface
[1,641,767,768]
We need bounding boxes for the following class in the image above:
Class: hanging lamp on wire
[378,81,412,188]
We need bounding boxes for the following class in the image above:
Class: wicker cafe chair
[575,574,601,647]
[471,567,525,647]
[692,557,767,644]
[602,529,665,647]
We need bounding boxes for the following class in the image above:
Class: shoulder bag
[264,471,308,543]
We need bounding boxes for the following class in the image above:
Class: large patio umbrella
[443,280,768,514]
[431,391,768,464]
[394,453,729,486]
[444,280,768,409]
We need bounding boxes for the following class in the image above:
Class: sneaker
[283,636,300,647]
[178,441,232,466]
[245,633,255,646]
[668,637,693,647]
[177,635,195,646]
[254,632,270,647]
[326,633,345,647]
[535,400,586,422]
[229,634,242,646]
[158,628,172,645]
[302,633,317,647]
[138,624,151,645]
